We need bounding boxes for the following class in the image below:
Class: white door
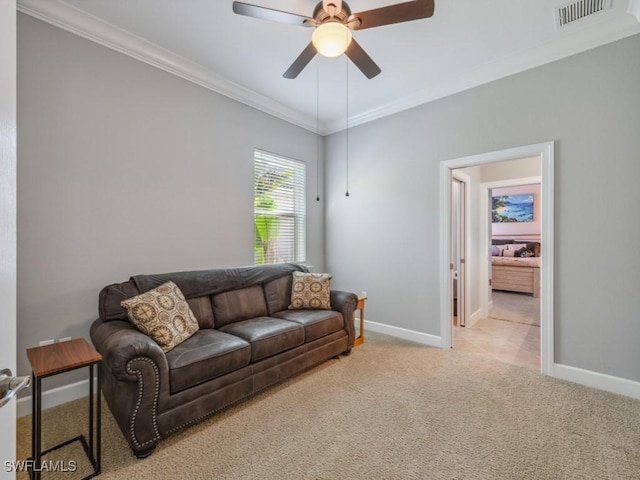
[451,178,466,328]
[1,2,18,478]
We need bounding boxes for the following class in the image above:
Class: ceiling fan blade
[345,39,381,79]
[283,43,318,79]
[232,2,313,27]
[351,0,434,30]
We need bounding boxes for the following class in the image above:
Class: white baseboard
[552,363,640,400]
[467,307,484,328]
[364,320,442,348]
[17,378,95,418]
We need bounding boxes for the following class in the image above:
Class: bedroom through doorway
[455,163,541,370]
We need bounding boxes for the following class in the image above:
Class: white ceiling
[17,0,640,134]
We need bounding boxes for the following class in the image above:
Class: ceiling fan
[232,0,435,79]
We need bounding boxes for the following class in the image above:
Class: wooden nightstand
[354,295,367,347]
[26,338,102,480]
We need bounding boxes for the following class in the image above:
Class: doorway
[440,142,554,375]
[453,170,541,369]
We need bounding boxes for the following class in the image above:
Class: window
[254,150,306,265]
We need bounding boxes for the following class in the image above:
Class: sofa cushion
[271,310,344,343]
[263,275,293,314]
[212,285,269,327]
[165,329,251,394]
[121,281,199,353]
[219,317,304,362]
[289,272,332,310]
[186,296,215,329]
[99,280,140,321]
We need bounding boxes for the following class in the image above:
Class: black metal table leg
[31,374,42,480]
[96,364,101,475]
[89,363,94,463]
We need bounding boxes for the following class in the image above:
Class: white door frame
[440,142,554,375]
[0,0,18,475]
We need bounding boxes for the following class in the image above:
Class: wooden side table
[354,295,367,347]
[26,338,102,480]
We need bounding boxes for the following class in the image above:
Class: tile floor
[453,291,541,370]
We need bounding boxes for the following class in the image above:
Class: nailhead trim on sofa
[126,357,161,449]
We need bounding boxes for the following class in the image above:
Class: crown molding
[17,0,320,133]
[17,0,640,137]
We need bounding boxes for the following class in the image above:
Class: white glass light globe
[312,22,353,58]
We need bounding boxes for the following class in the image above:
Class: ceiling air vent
[557,0,612,27]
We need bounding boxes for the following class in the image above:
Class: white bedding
[491,256,541,268]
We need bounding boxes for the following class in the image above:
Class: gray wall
[16,14,324,382]
[325,33,640,382]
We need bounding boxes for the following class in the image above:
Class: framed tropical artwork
[492,193,534,223]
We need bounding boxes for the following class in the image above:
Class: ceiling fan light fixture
[312,22,352,57]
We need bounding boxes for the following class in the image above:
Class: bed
[491,240,541,297]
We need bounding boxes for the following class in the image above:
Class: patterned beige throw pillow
[121,281,199,352]
[289,272,332,310]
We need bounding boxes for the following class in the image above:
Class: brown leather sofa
[90,263,357,458]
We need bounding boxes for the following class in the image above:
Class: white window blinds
[254,150,306,265]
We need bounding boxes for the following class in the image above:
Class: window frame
[253,150,306,265]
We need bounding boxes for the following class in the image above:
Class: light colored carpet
[17,332,640,479]
[490,290,540,326]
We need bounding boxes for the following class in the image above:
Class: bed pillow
[516,247,535,257]
[508,243,528,251]
[492,244,508,256]
[289,272,332,310]
[528,242,541,257]
[121,281,199,352]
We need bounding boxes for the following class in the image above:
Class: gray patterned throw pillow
[288,272,332,310]
[121,281,199,352]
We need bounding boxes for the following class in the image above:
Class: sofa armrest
[90,318,169,456]
[330,290,358,352]
[90,318,168,382]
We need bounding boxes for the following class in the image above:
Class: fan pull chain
[316,62,320,202]
[345,55,350,197]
